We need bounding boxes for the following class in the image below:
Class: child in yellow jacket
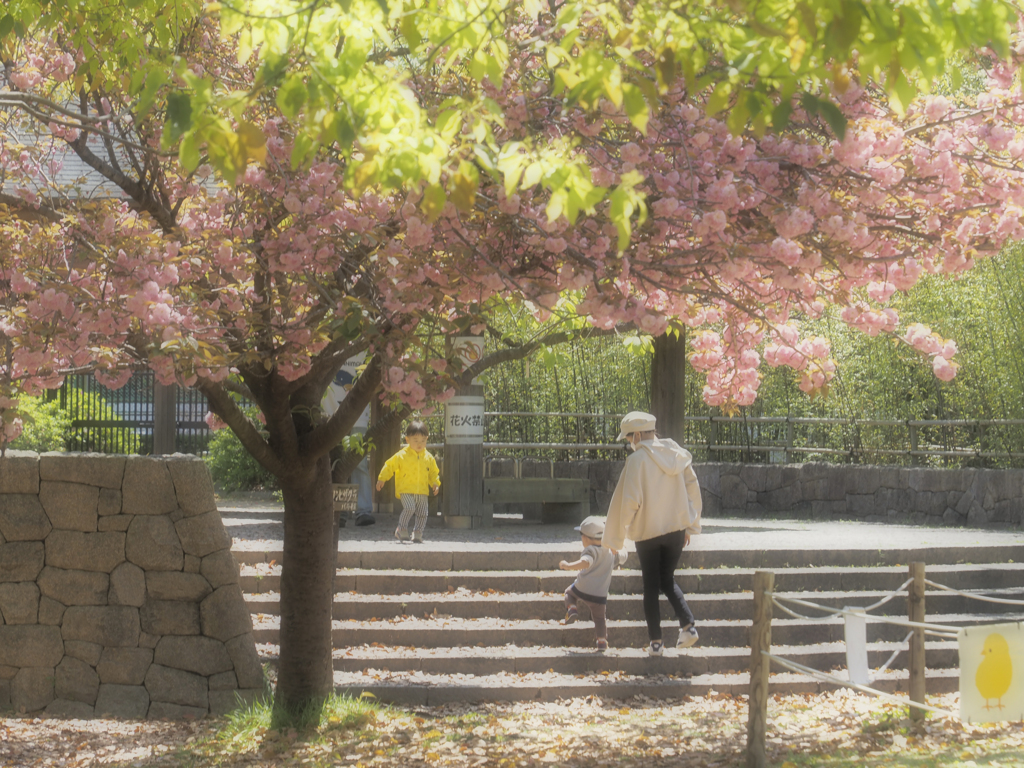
[376,421,440,543]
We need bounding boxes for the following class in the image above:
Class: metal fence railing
[58,373,210,456]
[423,412,1024,467]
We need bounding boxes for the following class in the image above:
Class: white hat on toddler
[616,410,657,441]
[575,516,606,538]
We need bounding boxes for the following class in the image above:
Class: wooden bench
[482,477,590,524]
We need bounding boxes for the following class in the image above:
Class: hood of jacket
[635,437,692,476]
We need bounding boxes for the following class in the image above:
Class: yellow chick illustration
[976,633,1012,711]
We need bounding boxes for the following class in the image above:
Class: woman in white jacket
[602,411,702,656]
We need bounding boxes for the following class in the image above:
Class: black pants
[634,529,695,641]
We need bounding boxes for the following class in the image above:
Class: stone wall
[490,459,1023,527]
[0,451,265,718]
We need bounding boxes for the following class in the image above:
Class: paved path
[219,493,1024,555]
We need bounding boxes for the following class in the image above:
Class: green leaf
[400,12,421,50]
[420,182,446,222]
[816,99,846,140]
[772,99,794,130]
[0,15,13,40]
[277,74,307,120]
[800,92,819,116]
[622,83,648,134]
[179,134,201,173]
[655,47,676,88]
[135,69,166,116]
[449,160,479,212]
[165,92,192,143]
[705,81,731,117]
[290,132,314,168]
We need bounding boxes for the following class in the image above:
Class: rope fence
[745,562,1024,768]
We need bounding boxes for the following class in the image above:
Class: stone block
[200,550,240,588]
[0,625,64,667]
[0,451,40,494]
[225,633,265,690]
[12,667,54,712]
[146,571,212,602]
[0,678,9,709]
[955,489,976,516]
[138,634,159,652]
[148,701,208,719]
[39,481,99,532]
[122,458,177,516]
[166,458,218,518]
[37,567,109,606]
[942,508,964,526]
[719,474,747,508]
[184,554,201,573]
[990,499,1020,524]
[45,530,125,572]
[98,515,133,532]
[739,465,780,493]
[125,517,184,571]
[109,561,147,607]
[209,671,238,691]
[145,664,208,708]
[0,495,51,541]
[38,596,66,626]
[55,657,100,705]
[64,640,103,666]
[95,684,150,718]
[97,647,153,686]
[45,699,96,719]
[39,453,125,488]
[140,600,201,636]
[98,488,122,516]
[846,494,877,518]
[154,636,233,677]
[201,585,252,642]
[0,583,39,624]
[967,502,989,527]
[175,511,231,558]
[0,666,14,680]
[763,483,802,512]
[62,605,140,647]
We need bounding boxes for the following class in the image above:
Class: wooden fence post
[746,570,775,768]
[908,562,926,722]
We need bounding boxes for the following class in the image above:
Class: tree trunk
[274,453,336,723]
[651,331,688,443]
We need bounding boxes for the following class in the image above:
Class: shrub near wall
[0,451,265,718]
[499,460,1023,528]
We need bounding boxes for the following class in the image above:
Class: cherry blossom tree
[3,0,1024,722]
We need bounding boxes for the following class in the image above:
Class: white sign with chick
[959,622,1023,723]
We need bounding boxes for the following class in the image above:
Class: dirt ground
[2,690,1023,767]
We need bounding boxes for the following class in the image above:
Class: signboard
[445,395,485,445]
[959,622,1024,723]
[332,484,358,513]
[453,336,485,384]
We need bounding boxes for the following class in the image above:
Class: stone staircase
[229,514,1024,705]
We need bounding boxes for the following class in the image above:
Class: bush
[62,387,142,454]
[9,395,71,452]
[204,424,276,492]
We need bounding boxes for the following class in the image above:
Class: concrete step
[250,612,1024,650]
[233,543,1024,570]
[317,640,959,676]
[328,667,961,705]
[238,561,1024,596]
[244,588,1024,622]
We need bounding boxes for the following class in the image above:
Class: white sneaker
[648,640,664,657]
[677,625,699,649]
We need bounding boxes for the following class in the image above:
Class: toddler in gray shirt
[558,515,628,651]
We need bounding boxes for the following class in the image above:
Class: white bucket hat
[574,515,606,538]
[616,410,657,441]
